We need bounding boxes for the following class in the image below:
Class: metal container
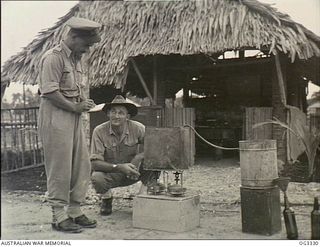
[240,186,281,235]
[144,127,192,170]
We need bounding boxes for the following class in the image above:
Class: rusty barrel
[239,140,278,188]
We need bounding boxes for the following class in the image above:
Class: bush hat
[102,95,138,117]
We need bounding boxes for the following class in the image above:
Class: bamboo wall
[309,107,320,131]
[1,107,44,173]
[245,107,273,140]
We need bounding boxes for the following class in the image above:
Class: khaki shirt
[38,41,85,99]
[90,120,145,165]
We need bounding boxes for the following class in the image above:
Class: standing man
[90,95,159,216]
[38,17,101,233]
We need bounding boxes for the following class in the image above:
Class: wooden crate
[133,193,200,232]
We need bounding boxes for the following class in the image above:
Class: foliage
[1,88,39,109]
[254,117,320,181]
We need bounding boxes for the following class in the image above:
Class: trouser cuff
[101,190,112,199]
[67,204,83,218]
[52,206,69,224]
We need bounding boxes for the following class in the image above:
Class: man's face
[73,36,94,56]
[108,106,128,128]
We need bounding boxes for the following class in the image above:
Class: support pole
[23,83,26,108]
[274,53,287,106]
[153,56,158,104]
[275,53,291,162]
[130,59,155,105]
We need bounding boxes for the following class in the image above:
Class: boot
[73,214,97,228]
[52,218,82,233]
[100,198,113,216]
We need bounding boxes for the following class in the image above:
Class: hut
[2,0,320,168]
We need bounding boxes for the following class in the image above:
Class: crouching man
[90,95,159,215]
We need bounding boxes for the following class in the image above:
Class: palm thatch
[2,0,320,89]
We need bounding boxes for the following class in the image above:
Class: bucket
[239,140,278,188]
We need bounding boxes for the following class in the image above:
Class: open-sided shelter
[2,0,320,167]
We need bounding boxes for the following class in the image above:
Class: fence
[1,107,44,173]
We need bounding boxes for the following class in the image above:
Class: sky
[1,0,319,101]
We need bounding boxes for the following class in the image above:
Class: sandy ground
[1,158,319,240]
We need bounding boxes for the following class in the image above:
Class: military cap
[66,17,102,43]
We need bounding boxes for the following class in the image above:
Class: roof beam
[165,57,272,71]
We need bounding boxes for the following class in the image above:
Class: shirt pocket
[103,142,116,163]
[123,140,139,161]
[60,66,77,91]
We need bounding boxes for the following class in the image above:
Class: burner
[167,184,187,196]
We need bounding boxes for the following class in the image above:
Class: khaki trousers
[38,98,91,213]
[91,166,160,198]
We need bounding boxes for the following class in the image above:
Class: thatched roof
[2,0,320,88]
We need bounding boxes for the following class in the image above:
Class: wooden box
[144,127,192,170]
[133,193,200,232]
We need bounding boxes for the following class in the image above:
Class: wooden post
[273,53,289,163]
[130,59,155,105]
[183,81,189,107]
[239,50,245,59]
[121,66,129,93]
[274,53,287,106]
[153,56,158,104]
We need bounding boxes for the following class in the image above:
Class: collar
[108,120,129,137]
[60,40,72,58]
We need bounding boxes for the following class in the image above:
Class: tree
[4,88,39,109]
[254,117,320,182]
[11,92,23,108]
[24,88,40,107]
[1,98,12,109]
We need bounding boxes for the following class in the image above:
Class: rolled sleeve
[137,124,145,144]
[136,123,145,153]
[40,54,63,94]
[90,128,105,161]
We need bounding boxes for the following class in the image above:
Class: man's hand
[131,153,144,170]
[117,163,140,180]
[74,99,96,113]
[43,91,95,113]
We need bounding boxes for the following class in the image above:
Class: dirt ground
[1,157,319,240]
